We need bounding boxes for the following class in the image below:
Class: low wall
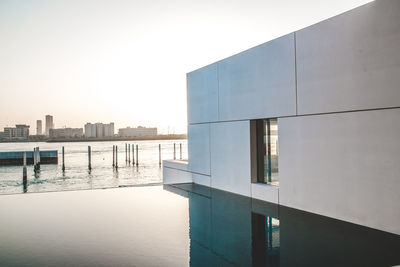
[0,150,58,165]
[162,160,192,184]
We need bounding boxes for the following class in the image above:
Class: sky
[0,0,372,134]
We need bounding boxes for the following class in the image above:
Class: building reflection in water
[164,183,400,267]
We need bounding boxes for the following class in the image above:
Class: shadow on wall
[164,183,400,267]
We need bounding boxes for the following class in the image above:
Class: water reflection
[165,183,400,267]
[22,177,27,193]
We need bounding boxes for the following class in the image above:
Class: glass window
[264,119,279,185]
[252,118,279,185]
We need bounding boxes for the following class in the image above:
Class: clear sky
[0,0,371,134]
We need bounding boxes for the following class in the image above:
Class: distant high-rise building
[3,125,30,140]
[36,120,42,135]
[45,115,54,136]
[84,122,114,138]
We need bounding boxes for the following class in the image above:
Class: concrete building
[49,128,83,139]
[84,122,114,138]
[0,132,4,140]
[45,115,54,136]
[3,125,30,140]
[36,120,42,135]
[118,126,157,137]
[163,0,400,236]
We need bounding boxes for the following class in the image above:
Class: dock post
[112,145,115,167]
[180,143,182,160]
[62,146,65,171]
[115,145,118,169]
[125,143,127,163]
[128,144,130,164]
[33,148,37,172]
[159,144,161,167]
[37,147,40,170]
[173,143,176,160]
[136,144,138,166]
[88,146,92,171]
[23,151,27,181]
[132,144,135,166]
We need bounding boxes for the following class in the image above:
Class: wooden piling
[173,143,176,160]
[37,147,40,170]
[115,145,118,169]
[33,148,37,172]
[136,144,138,166]
[62,146,65,171]
[132,144,135,166]
[88,146,92,170]
[113,145,115,167]
[128,144,130,164]
[125,143,127,163]
[23,151,27,181]
[159,144,161,167]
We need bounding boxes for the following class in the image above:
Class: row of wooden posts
[23,143,184,180]
[62,143,184,172]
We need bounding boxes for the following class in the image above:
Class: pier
[0,150,58,165]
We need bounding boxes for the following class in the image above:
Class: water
[0,140,187,194]
[0,184,399,266]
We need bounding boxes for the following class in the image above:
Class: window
[251,119,279,185]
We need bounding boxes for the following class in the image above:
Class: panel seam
[294,32,298,115]
[188,106,400,125]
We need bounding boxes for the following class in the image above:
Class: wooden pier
[0,150,58,166]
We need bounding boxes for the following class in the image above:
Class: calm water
[0,140,187,194]
[0,184,399,266]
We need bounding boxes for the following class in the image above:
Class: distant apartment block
[3,125,30,140]
[45,115,54,136]
[36,120,42,135]
[49,128,83,138]
[84,122,114,138]
[118,126,157,137]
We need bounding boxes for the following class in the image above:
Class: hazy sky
[0,0,371,134]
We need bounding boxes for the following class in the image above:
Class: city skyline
[0,0,371,134]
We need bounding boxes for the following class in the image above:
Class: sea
[0,139,187,194]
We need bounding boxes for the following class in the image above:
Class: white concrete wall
[279,108,400,235]
[187,63,219,124]
[210,121,251,197]
[251,183,279,204]
[218,33,296,121]
[296,0,400,115]
[188,124,211,175]
[192,173,211,187]
[177,0,400,235]
[162,160,192,184]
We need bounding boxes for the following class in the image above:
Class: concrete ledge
[192,173,211,187]
[162,160,192,185]
[163,160,189,171]
[251,183,279,204]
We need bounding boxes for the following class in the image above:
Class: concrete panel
[187,63,219,124]
[163,160,189,171]
[188,124,210,176]
[162,166,193,185]
[251,183,279,204]
[210,121,251,197]
[279,108,400,235]
[297,0,400,115]
[218,33,296,121]
[192,173,211,187]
